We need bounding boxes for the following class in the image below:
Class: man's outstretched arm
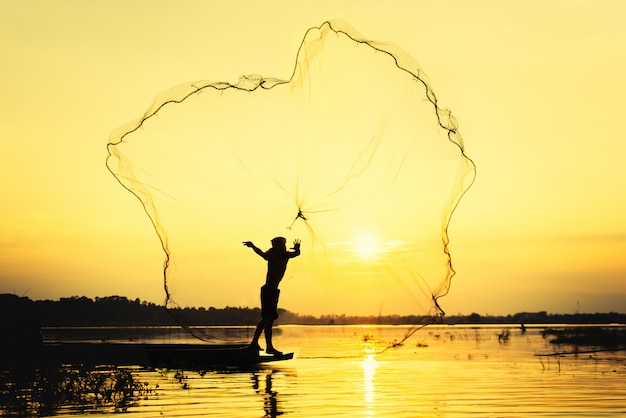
[289,239,301,258]
[243,241,266,258]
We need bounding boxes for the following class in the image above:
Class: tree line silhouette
[2,293,625,327]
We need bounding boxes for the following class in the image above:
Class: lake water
[3,324,626,417]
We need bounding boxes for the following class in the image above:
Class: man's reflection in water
[252,369,283,417]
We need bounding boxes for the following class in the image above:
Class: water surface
[4,325,626,417]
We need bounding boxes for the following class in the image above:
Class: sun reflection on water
[361,353,379,415]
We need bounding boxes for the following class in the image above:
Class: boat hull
[4,343,293,370]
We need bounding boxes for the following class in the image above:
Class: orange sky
[1,0,625,316]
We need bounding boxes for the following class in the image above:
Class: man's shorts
[261,285,280,320]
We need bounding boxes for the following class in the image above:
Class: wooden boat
[147,343,294,369]
[5,342,293,370]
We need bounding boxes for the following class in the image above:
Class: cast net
[106,20,475,342]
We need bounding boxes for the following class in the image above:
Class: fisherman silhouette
[243,237,301,355]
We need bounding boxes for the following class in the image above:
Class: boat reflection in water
[1,361,289,417]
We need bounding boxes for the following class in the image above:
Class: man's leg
[250,319,265,350]
[264,320,282,355]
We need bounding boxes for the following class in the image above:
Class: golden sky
[1,0,625,316]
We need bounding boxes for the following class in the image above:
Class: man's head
[271,237,287,250]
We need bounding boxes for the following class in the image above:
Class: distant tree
[468,313,482,323]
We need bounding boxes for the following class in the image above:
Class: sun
[354,232,380,259]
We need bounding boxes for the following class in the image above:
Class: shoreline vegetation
[3,293,626,327]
